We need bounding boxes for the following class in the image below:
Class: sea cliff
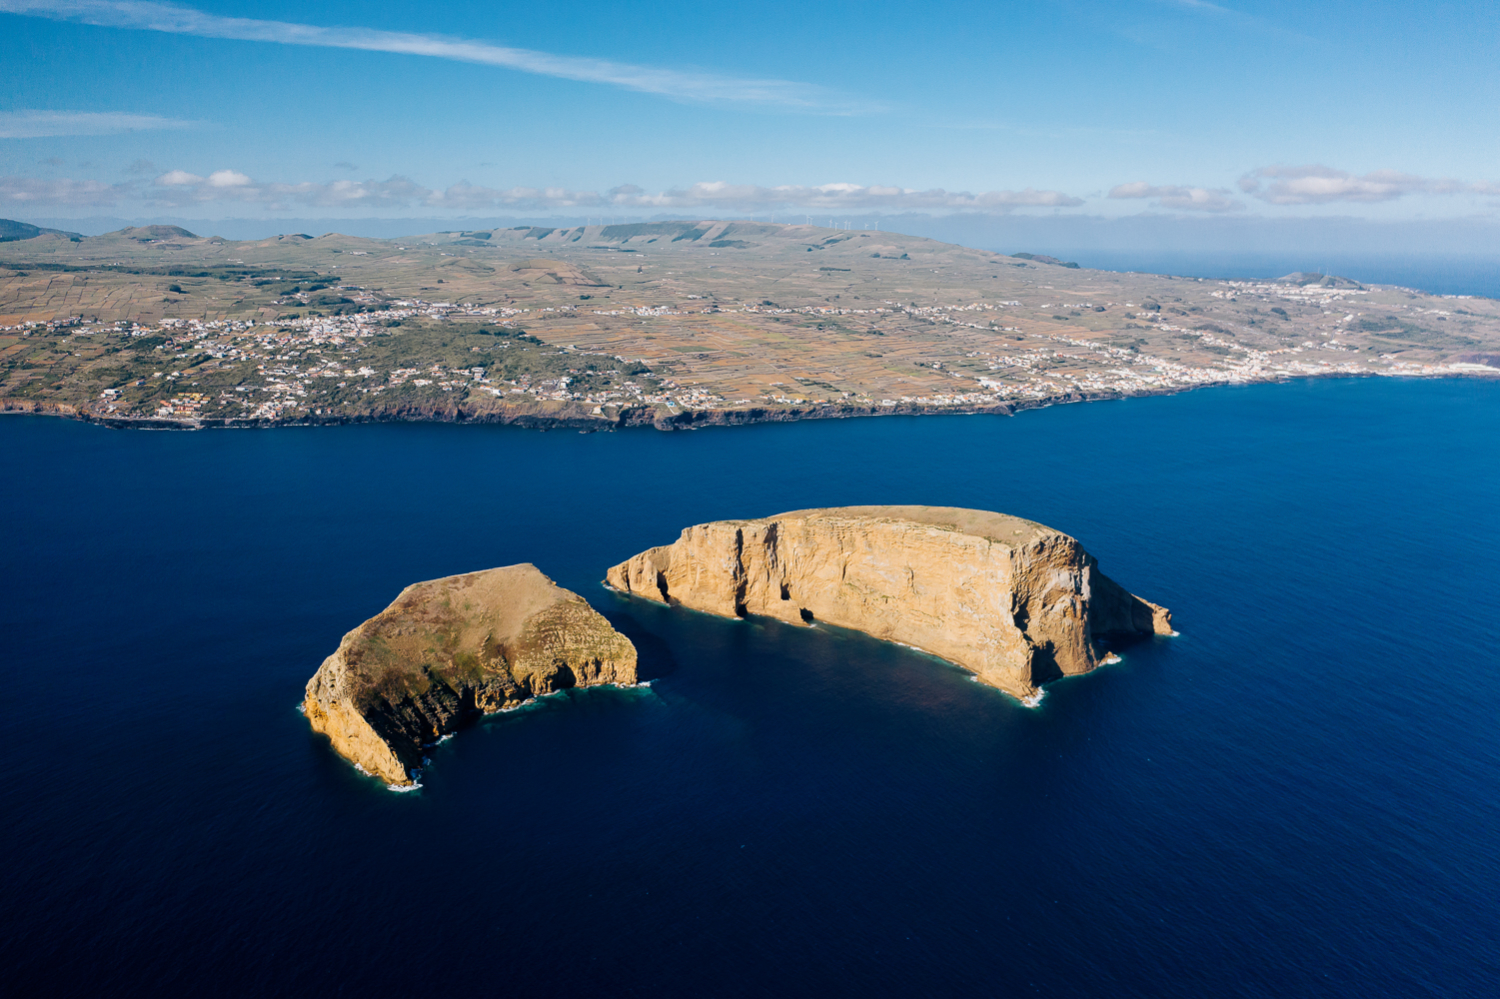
[606,506,1170,701]
[304,564,636,784]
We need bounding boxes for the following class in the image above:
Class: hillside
[0,218,82,243]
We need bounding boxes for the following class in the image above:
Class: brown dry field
[4,220,1499,408]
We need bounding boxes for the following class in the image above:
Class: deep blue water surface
[4,377,1499,998]
[1064,251,1500,299]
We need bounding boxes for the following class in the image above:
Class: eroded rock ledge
[605,506,1170,701]
[305,564,636,785]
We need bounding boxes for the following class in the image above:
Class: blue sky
[1,0,1497,222]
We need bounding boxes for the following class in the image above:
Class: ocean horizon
[1053,251,1500,300]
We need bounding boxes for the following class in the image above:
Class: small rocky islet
[305,506,1171,784]
[303,564,638,785]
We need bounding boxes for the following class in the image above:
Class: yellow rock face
[305,564,637,785]
[605,506,1170,701]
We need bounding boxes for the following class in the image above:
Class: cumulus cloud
[0,0,868,113]
[604,181,1084,212]
[145,169,427,208]
[0,108,195,138]
[416,180,1082,212]
[425,182,609,211]
[1108,181,1241,212]
[207,169,250,187]
[1239,164,1500,204]
[2,169,1083,214]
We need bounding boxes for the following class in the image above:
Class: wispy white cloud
[0,0,869,112]
[0,174,126,205]
[1239,164,1500,204]
[0,109,195,138]
[1108,181,1241,213]
[1,170,1085,214]
[1161,0,1238,16]
[1154,0,1310,40]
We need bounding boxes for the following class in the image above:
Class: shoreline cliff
[7,369,1494,434]
[1,382,1231,432]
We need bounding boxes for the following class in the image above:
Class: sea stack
[305,564,637,785]
[605,506,1170,701]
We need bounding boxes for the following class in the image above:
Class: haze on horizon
[1,0,1497,255]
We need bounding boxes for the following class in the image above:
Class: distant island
[2,219,1497,431]
[606,506,1172,703]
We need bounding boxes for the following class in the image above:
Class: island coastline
[6,368,1495,433]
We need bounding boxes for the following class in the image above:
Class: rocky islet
[304,563,638,785]
[606,506,1171,701]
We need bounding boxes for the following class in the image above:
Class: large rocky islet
[607,506,1171,702]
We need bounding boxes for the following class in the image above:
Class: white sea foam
[387,781,422,793]
[1021,689,1046,708]
[1170,630,1181,637]
[294,703,305,714]
[1101,653,1123,665]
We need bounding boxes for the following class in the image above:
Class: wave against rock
[305,564,637,785]
[605,506,1170,701]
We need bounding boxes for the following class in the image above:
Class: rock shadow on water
[596,587,680,683]
[604,581,1166,721]
[603,506,1172,705]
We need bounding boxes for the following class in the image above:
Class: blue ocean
[4,376,1498,997]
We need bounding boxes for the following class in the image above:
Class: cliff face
[304,564,637,785]
[605,506,1170,701]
